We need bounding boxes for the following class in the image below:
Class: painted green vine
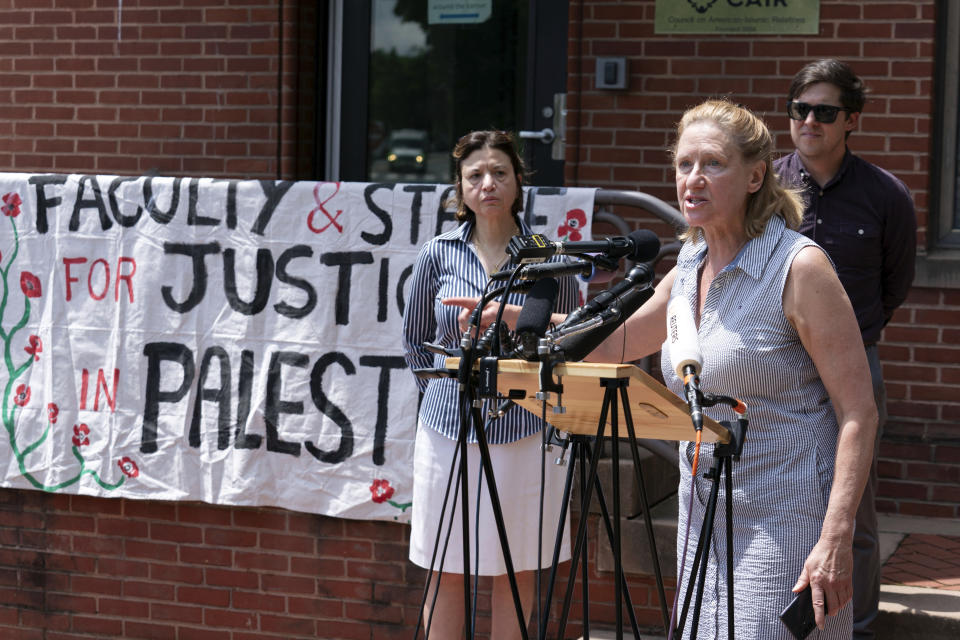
[0,191,138,492]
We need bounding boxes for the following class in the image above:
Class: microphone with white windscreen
[667,295,704,432]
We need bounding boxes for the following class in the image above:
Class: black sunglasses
[786,101,849,124]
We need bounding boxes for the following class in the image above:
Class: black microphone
[489,260,591,282]
[513,277,560,361]
[548,277,655,362]
[490,256,625,283]
[507,229,661,264]
[558,262,655,329]
[465,279,538,336]
[667,296,704,431]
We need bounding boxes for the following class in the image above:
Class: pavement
[581,513,960,640]
[874,513,960,639]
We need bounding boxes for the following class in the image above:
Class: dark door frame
[337,0,568,186]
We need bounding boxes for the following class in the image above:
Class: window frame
[918,0,960,287]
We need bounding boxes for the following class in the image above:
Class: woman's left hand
[793,535,854,630]
[442,297,500,333]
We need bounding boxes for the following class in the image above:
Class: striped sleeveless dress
[661,215,853,639]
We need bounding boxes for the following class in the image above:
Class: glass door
[339,0,568,186]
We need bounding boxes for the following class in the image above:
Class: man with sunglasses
[774,59,917,640]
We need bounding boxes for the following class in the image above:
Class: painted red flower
[47,402,59,424]
[24,335,42,361]
[72,423,90,447]
[558,208,587,242]
[369,478,395,504]
[118,457,139,478]
[13,384,30,407]
[1,192,21,217]
[20,272,41,298]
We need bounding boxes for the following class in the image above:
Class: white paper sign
[428,0,492,24]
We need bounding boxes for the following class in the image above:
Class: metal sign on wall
[655,0,820,35]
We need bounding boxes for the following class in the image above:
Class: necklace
[470,222,518,276]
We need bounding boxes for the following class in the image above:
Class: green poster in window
[655,0,820,35]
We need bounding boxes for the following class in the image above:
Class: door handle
[518,128,556,145]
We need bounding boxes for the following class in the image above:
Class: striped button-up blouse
[402,219,579,444]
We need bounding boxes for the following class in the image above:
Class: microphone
[667,295,704,432]
[489,260,591,282]
[464,279,538,336]
[547,275,655,362]
[558,262,655,329]
[489,256,625,283]
[507,229,661,264]
[512,277,560,360]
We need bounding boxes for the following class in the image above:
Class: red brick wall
[564,0,958,520]
[0,1,297,179]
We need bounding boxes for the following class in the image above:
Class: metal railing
[591,189,687,464]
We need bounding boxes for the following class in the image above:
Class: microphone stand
[414,268,531,640]
[534,326,671,639]
[672,393,749,640]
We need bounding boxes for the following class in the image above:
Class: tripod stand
[540,376,670,640]
[671,412,747,640]
[482,358,730,639]
[412,355,533,640]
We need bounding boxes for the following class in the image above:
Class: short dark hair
[787,58,867,114]
[451,130,525,223]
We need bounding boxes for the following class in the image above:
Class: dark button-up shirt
[774,149,917,345]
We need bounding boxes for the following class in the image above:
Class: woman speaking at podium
[587,100,878,638]
[402,130,578,639]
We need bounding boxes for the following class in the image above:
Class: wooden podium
[446,357,727,443]
[444,357,731,639]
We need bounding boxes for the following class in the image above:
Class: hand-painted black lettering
[250,180,295,235]
[397,263,413,318]
[190,347,232,450]
[223,248,274,315]
[320,251,374,325]
[274,245,317,319]
[522,187,550,229]
[265,351,306,456]
[377,258,389,322]
[186,178,218,226]
[402,184,436,245]
[210,178,240,229]
[361,183,393,245]
[234,349,261,449]
[161,242,221,313]
[435,185,457,236]
[144,177,182,224]
[107,176,144,227]
[71,175,113,232]
[358,355,407,466]
[305,352,355,464]
[28,174,67,234]
[141,342,195,454]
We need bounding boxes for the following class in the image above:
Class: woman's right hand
[442,297,512,334]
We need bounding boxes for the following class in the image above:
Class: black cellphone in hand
[779,585,817,639]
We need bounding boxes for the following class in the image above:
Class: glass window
[935,0,960,245]
[366,1,528,184]
[915,0,960,288]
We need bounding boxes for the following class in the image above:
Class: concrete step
[875,585,960,640]
[596,497,677,578]
[569,439,680,519]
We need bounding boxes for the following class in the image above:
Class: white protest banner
[0,174,595,521]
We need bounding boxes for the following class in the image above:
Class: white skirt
[409,423,572,575]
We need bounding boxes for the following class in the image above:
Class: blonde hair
[669,99,803,241]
